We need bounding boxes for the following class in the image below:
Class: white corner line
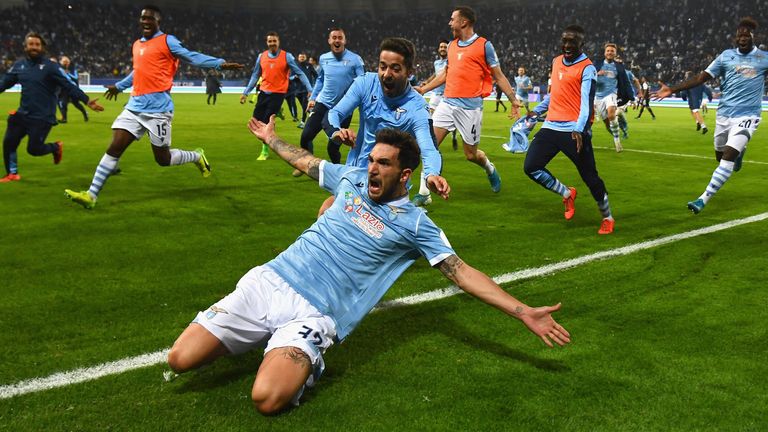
[3,212,767,400]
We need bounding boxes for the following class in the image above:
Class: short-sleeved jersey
[312,49,365,107]
[705,47,768,117]
[595,61,618,98]
[267,162,455,340]
[515,75,532,97]
[433,58,448,95]
[326,72,442,178]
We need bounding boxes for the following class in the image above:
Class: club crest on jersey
[395,107,407,120]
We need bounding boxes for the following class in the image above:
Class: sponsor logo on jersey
[734,65,758,78]
[349,200,386,238]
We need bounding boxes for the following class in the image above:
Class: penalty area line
[2,212,768,400]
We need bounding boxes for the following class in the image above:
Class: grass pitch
[1,93,766,430]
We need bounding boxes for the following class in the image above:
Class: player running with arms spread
[64,5,243,209]
[654,17,768,214]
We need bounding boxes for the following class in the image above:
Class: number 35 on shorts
[298,325,324,346]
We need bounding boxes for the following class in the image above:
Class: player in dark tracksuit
[680,71,714,134]
[58,56,89,123]
[296,53,317,127]
[0,32,102,182]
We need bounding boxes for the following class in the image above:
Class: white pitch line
[375,212,768,309]
[593,146,768,166]
[0,349,169,400]
[3,212,768,400]
[481,134,767,166]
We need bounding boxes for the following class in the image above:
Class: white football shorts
[432,101,483,145]
[112,109,173,147]
[713,115,761,153]
[594,93,618,120]
[428,93,443,111]
[193,265,337,386]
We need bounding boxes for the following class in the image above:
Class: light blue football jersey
[327,72,442,178]
[515,75,532,98]
[433,58,447,95]
[706,47,768,117]
[266,162,455,340]
[595,61,618,98]
[311,49,365,107]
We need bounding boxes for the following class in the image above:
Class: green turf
[1,93,766,430]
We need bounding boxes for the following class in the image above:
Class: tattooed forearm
[266,135,323,176]
[267,135,311,165]
[306,158,321,181]
[438,255,465,283]
[512,306,524,316]
[282,347,311,368]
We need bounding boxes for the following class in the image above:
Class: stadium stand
[1,0,766,88]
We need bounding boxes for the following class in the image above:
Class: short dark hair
[24,31,47,47]
[454,6,476,25]
[739,17,758,31]
[329,27,345,36]
[379,37,416,70]
[266,31,279,39]
[563,24,585,38]
[604,42,618,50]
[439,39,449,45]
[374,128,420,171]
[142,4,162,16]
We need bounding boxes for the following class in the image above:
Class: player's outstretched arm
[86,98,104,112]
[248,115,323,180]
[437,255,570,348]
[104,85,121,101]
[490,66,520,119]
[653,71,711,100]
[220,62,244,70]
[415,68,446,95]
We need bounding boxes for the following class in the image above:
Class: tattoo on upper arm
[438,255,465,282]
[282,347,311,369]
